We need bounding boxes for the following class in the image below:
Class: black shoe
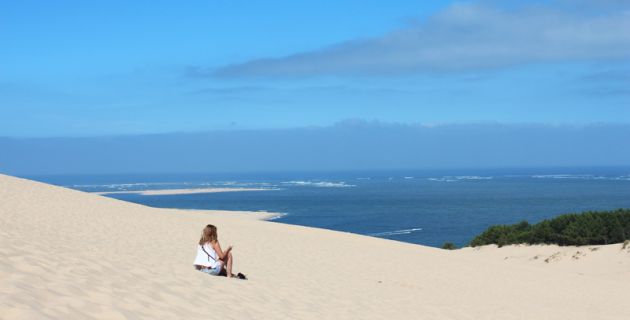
[237,272,247,280]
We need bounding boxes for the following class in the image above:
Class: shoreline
[180,208,285,221]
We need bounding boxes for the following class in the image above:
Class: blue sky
[1,0,630,137]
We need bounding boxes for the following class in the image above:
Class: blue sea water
[30,167,630,248]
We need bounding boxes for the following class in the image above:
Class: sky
[1,0,629,137]
[1,0,629,174]
[3,122,630,175]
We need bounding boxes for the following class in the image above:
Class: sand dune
[1,173,629,319]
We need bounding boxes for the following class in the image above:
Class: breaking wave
[369,228,423,237]
[532,174,630,181]
[281,181,356,188]
[428,176,492,182]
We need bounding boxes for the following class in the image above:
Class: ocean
[30,167,630,248]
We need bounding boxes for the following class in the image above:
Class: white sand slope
[1,174,629,320]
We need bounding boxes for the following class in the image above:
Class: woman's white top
[193,243,219,268]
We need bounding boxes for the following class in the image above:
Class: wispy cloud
[186,85,418,97]
[581,69,630,83]
[581,87,630,97]
[204,1,630,78]
[188,86,270,95]
[578,68,630,96]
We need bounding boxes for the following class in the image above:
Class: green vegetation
[470,209,630,247]
[441,242,457,250]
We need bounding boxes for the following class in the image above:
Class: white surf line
[369,228,423,237]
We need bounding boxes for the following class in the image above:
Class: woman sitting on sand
[194,224,241,278]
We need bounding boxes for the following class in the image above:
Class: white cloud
[210,1,630,77]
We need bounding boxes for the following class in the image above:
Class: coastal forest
[469,209,630,247]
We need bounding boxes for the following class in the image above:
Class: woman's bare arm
[212,241,232,260]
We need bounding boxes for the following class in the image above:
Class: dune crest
[1,174,629,319]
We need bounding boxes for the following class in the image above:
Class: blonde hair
[199,224,218,245]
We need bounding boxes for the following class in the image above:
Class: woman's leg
[225,252,233,277]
